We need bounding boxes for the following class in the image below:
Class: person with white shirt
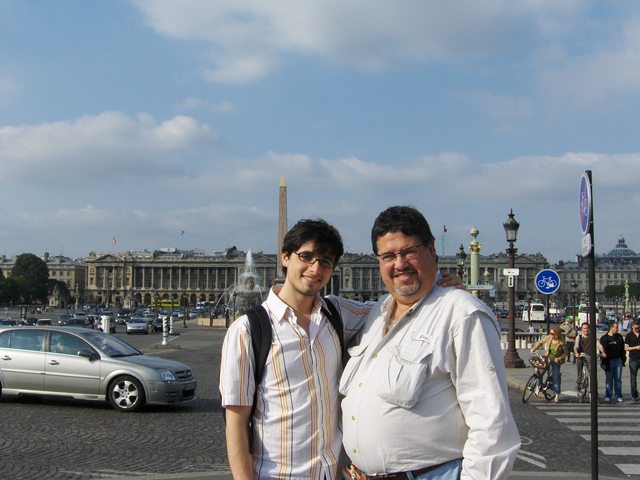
[340,206,520,480]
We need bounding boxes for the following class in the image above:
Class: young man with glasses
[625,321,640,402]
[220,217,461,480]
[340,206,519,480]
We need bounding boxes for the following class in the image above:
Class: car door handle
[1,355,11,360]
[48,360,60,365]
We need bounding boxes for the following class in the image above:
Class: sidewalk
[506,347,634,402]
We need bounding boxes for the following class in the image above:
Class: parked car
[0,326,197,412]
[61,318,92,328]
[152,317,164,333]
[0,319,19,326]
[126,317,149,335]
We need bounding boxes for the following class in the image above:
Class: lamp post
[571,280,578,326]
[503,209,526,368]
[456,244,467,285]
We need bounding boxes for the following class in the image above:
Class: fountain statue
[211,250,268,323]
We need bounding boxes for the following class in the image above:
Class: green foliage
[10,253,49,303]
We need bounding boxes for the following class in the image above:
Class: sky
[1,1,639,265]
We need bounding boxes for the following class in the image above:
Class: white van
[522,303,546,323]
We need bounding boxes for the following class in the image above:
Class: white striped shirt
[219,288,370,480]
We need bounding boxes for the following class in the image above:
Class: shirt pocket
[339,343,368,396]
[376,343,433,408]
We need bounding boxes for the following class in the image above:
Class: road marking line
[582,434,640,442]
[599,447,640,456]
[546,411,640,416]
[556,418,640,423]
[616,464,640,475]
[570,425,640,432]
[516,449,547,469]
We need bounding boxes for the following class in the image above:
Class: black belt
[365,463,445,480]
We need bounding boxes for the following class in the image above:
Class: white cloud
[176,97,236,113]
[131,0,584,83]
[0,112,221,185]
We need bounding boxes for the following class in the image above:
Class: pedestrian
[624,320,640,403]
[599,321,626,403]
[219,218,462,479]
[530,327,567,403]
[340,206,520,480]
[560,317,578,363]
[574,323,594,389]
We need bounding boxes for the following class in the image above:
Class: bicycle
[576,353,590,403]
[522,354,555,403]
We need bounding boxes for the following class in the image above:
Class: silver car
[0,326,196,412]
[126,317,149,334]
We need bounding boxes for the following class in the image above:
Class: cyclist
[574,323,594,391]
[530,327,567,403]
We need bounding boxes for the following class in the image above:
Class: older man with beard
[340,206,520,480]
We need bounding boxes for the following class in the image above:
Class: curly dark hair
[370,206,435,254]
[281,219,343,274]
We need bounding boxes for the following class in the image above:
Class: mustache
[392,266,416,276]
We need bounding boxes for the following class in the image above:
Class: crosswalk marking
[533,401,640,476]
[556,417,640,423]
[600,447,640,456]
[618,465,640,475]
[583,434,640,442]
[547,411,638,416]
[570,425,640,431]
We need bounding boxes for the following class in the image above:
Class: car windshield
[78,331,142,357]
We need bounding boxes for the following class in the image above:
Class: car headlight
[157,368,177,382]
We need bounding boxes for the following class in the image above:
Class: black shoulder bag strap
[322,299,347,366]
[245,305,272,453]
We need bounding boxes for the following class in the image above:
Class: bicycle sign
[535,269,560,295]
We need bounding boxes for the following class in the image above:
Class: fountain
[211,250,268,323]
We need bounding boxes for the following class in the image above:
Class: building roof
[607,236,637,258]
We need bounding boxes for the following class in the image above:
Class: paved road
[1,321,636,480]
[0,323,231,480]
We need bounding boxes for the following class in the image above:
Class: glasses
[377,243,423,264]
[292,251,335,269]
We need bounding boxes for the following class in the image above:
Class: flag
[443,225,448,233]
[112,237,117,246]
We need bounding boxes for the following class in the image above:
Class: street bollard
[162,316,169,346]
[169,315,175,335]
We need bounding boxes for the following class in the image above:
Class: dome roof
[607,236,637,257]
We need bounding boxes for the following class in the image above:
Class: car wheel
[108,375,145,412]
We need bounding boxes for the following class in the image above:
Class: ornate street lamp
[571,280,578,325]
[503,209,526,368]
[456,244,467,285]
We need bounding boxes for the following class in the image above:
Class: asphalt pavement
[108,342,626,480]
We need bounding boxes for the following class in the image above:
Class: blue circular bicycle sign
[579,173,591,235]
[535,269,560,295]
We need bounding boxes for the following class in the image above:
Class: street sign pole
[581,170,598,480]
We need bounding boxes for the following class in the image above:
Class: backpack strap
[322,298,347,366]
[245,305,273,453]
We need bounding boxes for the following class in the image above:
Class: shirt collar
[265,286,325,324]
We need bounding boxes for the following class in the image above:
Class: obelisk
[275,175,287,285]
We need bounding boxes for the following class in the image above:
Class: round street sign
[579,173,591,235]
[535,269,561,295]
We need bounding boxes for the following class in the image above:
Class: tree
[11,253,49,304]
